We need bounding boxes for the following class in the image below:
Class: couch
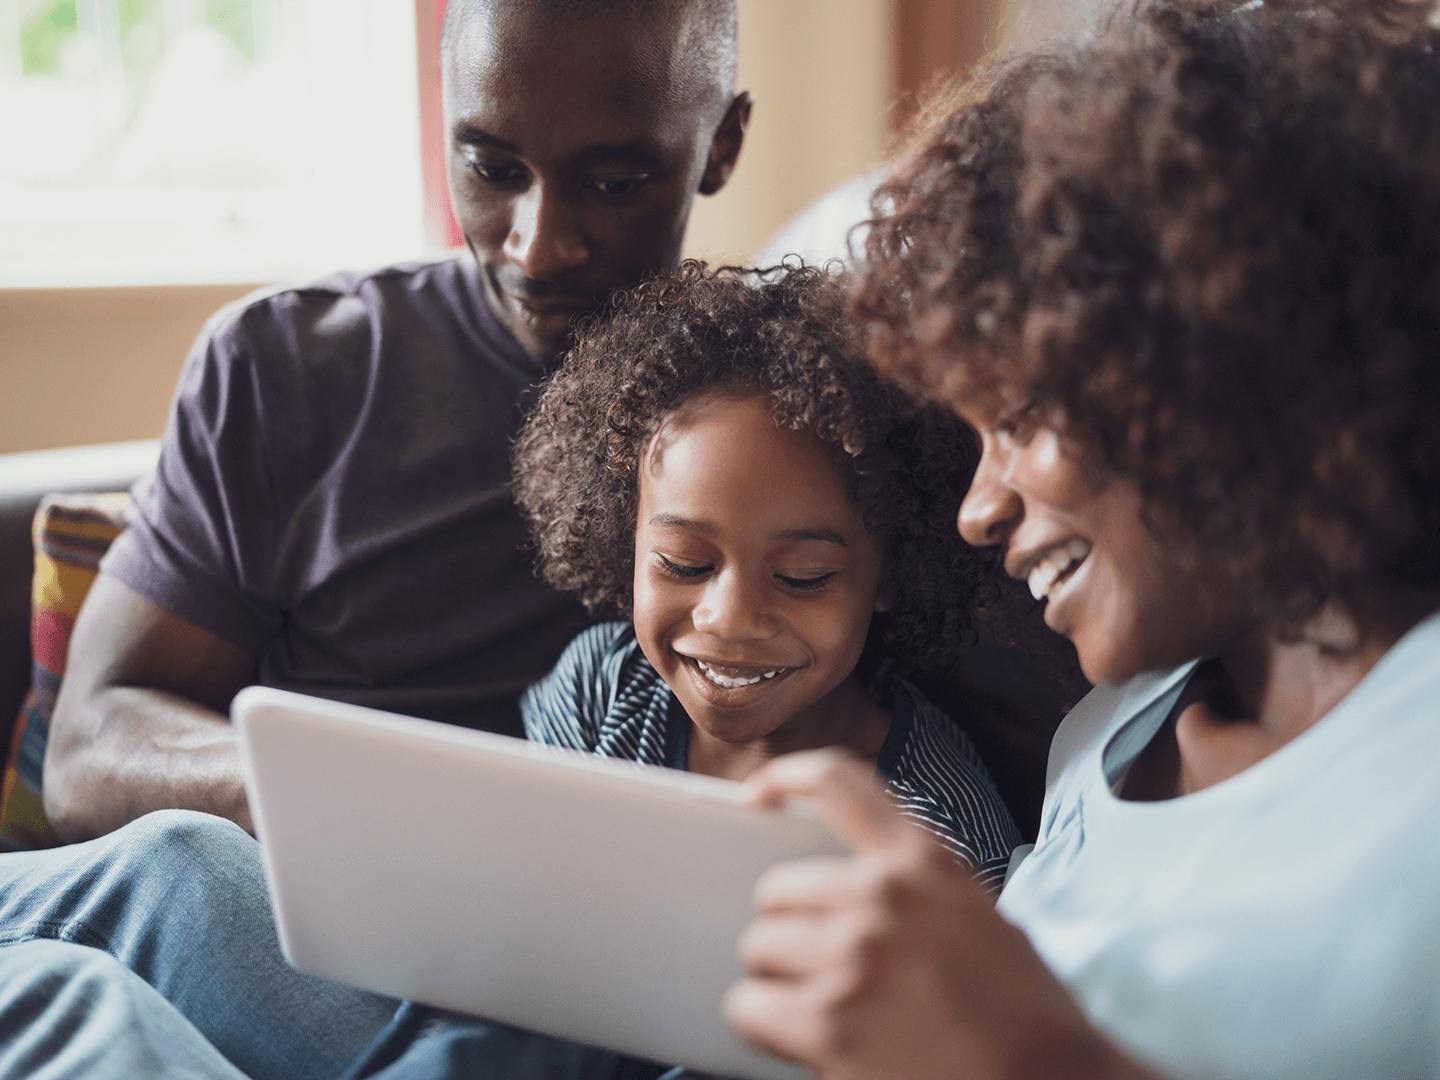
[0,439,160,757]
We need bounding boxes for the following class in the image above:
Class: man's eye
[775,572,837,592]
[468,161,525,184]
[656,554,710,580]
[588,175,649,196]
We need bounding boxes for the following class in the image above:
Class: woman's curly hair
[854,0,1440,626]
[514,261,988,676]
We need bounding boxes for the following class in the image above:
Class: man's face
[444,4,746,361]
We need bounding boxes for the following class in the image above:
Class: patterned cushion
[0,493,129,851]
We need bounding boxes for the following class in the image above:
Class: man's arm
[725,752,1163,1080]
[43,573,258,842]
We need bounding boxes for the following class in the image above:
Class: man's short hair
[442,0,738,96]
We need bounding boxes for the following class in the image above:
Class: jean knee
[119,810,253,863]
[103,810,262,905]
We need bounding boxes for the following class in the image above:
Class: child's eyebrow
[645,515,848,548]
[647,513,712,534]
[773,528,848,548]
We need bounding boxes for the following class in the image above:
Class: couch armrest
[0,440,160,748]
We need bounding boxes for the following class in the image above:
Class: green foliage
[19,0,255,77]
[207,0,256,60]
[20,0,78,76]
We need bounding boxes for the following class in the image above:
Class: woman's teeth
[695,659,784,689]
[1028,538,1091,602]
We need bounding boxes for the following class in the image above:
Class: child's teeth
[696,660,782,689]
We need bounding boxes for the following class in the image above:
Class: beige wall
[0,284,259,454]
[0,1,899,455]
[684,0,894,263]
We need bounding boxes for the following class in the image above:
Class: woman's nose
[958,447,1022,548]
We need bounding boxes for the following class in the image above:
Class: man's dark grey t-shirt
[102,257,587,735]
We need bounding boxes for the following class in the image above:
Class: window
[0,0,427,286]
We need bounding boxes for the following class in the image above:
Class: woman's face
[957,416,1250,685]
[631,392,886,750]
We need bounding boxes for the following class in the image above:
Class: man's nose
[957,444,1022,548]
[692,572,776,641]
[504,185,590,280]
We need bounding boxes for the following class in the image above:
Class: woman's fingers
[738,905,841,977]
[722,974,826,1066]
[743,750,910,854]
[752,855,854,912]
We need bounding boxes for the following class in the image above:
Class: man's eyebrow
[573,141,664,168]
[452,123,518,152]
[452,123,662,167]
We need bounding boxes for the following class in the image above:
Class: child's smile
[679,653,796,703]
[631,391,891,778]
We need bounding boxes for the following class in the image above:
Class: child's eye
[656,553,711,580]
[775,572,837,592]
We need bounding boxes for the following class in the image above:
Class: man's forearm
[44,686,253,842]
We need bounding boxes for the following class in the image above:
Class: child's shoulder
[885,676,992,772]
[551,621,660,695]
[881,675,1022,883]
[562,619,639,658]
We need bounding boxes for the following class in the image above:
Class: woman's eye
[775,572,837,592]
[993,397,1038,441]
[656,554,710,580]
[588,175,649,197]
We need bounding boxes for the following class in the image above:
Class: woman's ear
[873,589,893,614]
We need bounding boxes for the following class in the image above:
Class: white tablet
[233,685,844,1080]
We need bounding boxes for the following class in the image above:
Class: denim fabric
[0,939,246,1080]
[339,999,677,1080]
[0,811,747,1080]
[0,810,397,1080]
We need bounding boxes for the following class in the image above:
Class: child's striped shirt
[521,621,1022,894]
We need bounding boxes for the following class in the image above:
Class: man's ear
[699,91,752,196]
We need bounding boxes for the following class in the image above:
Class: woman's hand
[723,750,1154,1080]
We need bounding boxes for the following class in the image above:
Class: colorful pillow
[0,492,129,851]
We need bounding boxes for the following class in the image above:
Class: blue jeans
[0,810,397,1079]
[0,939,247,1080]
[0,811,705,1080]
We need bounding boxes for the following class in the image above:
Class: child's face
[632,392,886,754]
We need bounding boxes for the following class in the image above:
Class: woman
[725,3,1440,1078]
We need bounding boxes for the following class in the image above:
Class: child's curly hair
[514,261,988,676]
[854,0,1440,627]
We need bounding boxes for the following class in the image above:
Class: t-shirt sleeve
[101,305,282,655]
[520,621,630,751]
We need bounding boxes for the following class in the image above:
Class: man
[40,0,749,842]
[0,2,747,1077]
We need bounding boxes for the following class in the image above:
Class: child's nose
[692,571,776,641]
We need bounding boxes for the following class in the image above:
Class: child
[512,260,1021,886]
[332,261,1023,1080]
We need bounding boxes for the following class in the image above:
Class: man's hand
[724,751,1153,1080]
